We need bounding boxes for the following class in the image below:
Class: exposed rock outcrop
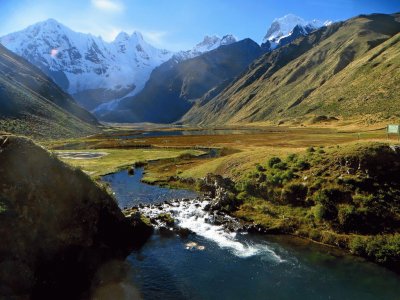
[0,136,149,299]
[198,174,241,212]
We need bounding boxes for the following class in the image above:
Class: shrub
[256,164,266,172]
[296,160,311,170]
[312,204,326,222]
[307,146,316,153]
[312,189,339,221]
[337,204,358,232]
[281,170,294,182]
[237,178,258,195]
[321,231,337,245]
[273,161,288,170]
[281,183,308,206]
[287,153,298,162]
[309,178,326,194]
[268,157,282,168]
[349,235,400,265]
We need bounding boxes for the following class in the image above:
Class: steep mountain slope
[182,13,400,126]
[100,39,263,123]
[0,19,173,111]
[0,43,99,139]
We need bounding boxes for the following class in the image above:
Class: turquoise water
[105,169,400,299]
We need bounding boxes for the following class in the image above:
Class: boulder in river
[127,167,135,175]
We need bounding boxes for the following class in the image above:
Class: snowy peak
[175,34,237,61]
[262,14,331,49]
[264,14,307,43]
[0,19,173,110]
[113,31,130,43]
[194,34,237,53]
[220,34,237,45]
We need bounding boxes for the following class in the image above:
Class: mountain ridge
[181,13,400,126]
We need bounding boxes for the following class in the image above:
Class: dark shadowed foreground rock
[0,136,151,299]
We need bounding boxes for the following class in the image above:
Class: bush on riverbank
[233,143,400,268]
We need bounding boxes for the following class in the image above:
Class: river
[102,168,400,300]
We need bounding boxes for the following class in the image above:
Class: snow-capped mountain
[174,34,237,61]
[0,19,174,110]
[93,34,238,114]
[261,14,332,51]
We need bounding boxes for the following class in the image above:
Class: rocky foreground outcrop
[0,135,151,299]
[198,174,241,212]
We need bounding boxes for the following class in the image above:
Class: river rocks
[176,227,192,238]
[156,213,175,226]
[0,136,143,299]
[125,212,154,248]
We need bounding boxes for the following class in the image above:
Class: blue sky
[0,0,399,51]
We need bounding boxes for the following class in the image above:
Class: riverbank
[104,166,400,299]
[48,126,400,272]
[155,143,400,272]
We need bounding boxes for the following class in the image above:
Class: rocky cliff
[0,135,152,299]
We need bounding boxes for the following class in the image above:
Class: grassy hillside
[100,39,263,123]
[182,13,400,126]
[0,44,99,139]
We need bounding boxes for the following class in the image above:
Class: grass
[55,148,206,177]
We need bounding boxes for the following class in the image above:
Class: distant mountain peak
[221,34,238,45]
[114,31,130,42]
[131,31,144,41]
[262,14,332,51]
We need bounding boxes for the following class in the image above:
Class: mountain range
[0,20,241,113]
[182,13,400,126]
[0,15,328,121]
[96,14,330,123]
[0,19,173,111]
[2,13,397,129]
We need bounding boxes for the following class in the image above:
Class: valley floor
[46,124,400,271]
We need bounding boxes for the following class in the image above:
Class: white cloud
[91,0,124,13]
[141,30,169,47]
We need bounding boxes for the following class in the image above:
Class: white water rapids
[138,199,285,263]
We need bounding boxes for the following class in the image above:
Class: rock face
[199,174,240,212]
[0,136,149,299]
